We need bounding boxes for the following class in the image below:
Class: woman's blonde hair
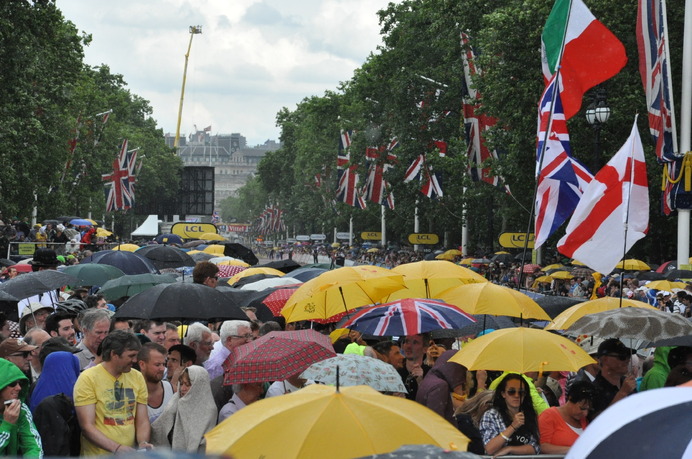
[454,390,494,426]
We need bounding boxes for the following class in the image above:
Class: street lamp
[585,87,610,171]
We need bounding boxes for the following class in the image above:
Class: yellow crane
[174,25,203,148]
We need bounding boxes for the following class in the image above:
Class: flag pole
[619,115,640,307]
[677,0,692,267]
[519,0,575,289]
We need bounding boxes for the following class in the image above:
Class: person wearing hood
[0,358,43,457]
[415,349,466,424]
[639,346,672,391]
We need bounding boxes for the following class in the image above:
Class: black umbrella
[137,245,195,270]
[255,259,301,274]
[666,269,692,280]
[535,295,584,319]
[216,286,264,310]
[0,290,18,301]
[190,252,215,262]
[222,243,259,266]
[637,271,665,281]
[651,334,692,347]
[42,219,60,226]
[81,250,158,275]
[114,283,249,321]
[286,267,328,282]
[0,270,78,300]
[456,314,518,337]
[491,253,514,264]
[0,259,15,267]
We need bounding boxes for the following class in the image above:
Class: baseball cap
[597,338,636,358]
[0,338,37,358]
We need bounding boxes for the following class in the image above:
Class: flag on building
[541,0,627,120]
[211,210,220,224]
[535,75,594,248]
[558,118,648,274]
[461,33,509,193]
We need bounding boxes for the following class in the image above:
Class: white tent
[131,215,161,237]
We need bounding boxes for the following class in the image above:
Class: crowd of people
[1,246,691,457]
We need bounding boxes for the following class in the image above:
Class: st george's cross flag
[534,75,593,248]
[558,118,649,274]
[541,0,627,120]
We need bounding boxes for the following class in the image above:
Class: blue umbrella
[69,218,94,227]
[81,250,158,275]
[155,234,184,245]
[341,298,476,336]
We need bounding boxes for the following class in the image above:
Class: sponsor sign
[407,233,439,245]
[499,232,535,249]
[361,232,382,241]
[171,222,218,239]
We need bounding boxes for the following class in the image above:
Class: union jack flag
[340,298,476,336]
[637,0,681,214]
[336,130,366,208]
[102,139,138,212]
[535,75,594,248]
[364,138,398,208]
[211,210,221,224]
[461,32,509,193]
[403,154,443,199]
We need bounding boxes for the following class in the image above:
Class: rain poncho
[639,347,671,391]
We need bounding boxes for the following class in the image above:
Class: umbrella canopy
[0,258,16,267]
[155,234,184,245]
[637,271,666,281]
[455,314,517,337]
[387,260,487,300]
[190,252,216,262]
[449,327,596,373]
[491,253,514,264]
[0,290,18,301]
[435,283,551,320]
[565,307,692,342]
[534,275,553,283]
[301,353,407,393]
[222,242,259,266]
[228,267,285,285]
[0,270,78,301]
[358,444,479,458]
[202,244,226,255]
[281,265,406,323]
[651,334,692,347]
[222,329,335,385]
[238,277,301,291]
[571,267,596,278]
[535,296,584,319]
[246,285,302,321]
[230,273,281,289]
[95,228,112,237]
[210,257,249,267]
[69,218,93,227]
[112,243,140,252]
[80,250,158,275]
[204,384,469,459]
[98,273,177,301]
[366,248,380,253]
[62,264,125,287]
[286,267,328,282]
[546,298,658,331]
[550,271,574,280]
[522,264,541,273]
[642,280,688,291]
[458,258,474,266]
[341,298,476,336]
[256,259,302,274]
[200,232,225,241]
[114,282,249,321]
[615,259,651,271]
[434,253,456,261]
[56,216,81,223]
[656,260,678,273]
[137,245,195,270]
[665,269,692,280]
[542,263,567,271]
[217,264,247,278]
[566,387,692,459]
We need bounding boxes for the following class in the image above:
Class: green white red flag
[541,0,627,119]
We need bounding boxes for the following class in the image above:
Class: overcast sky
[58,0,394,146]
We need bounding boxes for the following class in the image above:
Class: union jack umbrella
[222,329,335,385]
[340,298,476,337]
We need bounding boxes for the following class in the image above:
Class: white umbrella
[239,277,302,291]
[301,353,407,393]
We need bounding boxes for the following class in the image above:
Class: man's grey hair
[184,322,211,346]
[220,320,251,341]
[80,308,112,331]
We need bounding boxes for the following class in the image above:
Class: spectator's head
[220,320,253,351]
[0,338,37,372]
[0,312,9,341]
[163,322,181,349]
[133,319,166,345]
[45,312,77,345]
[18,303,53,335]
[399,333,431,362]
[258,321,282,336]
[85,294,108,309]
[192,261,219,287]
[564,380,595,421]
[29,248,59,271]
[184,322,213,364]
[597,338,634,375]
[166,344,196,380]
[137,342,168,384]
[80,309,113,353]
[101,330,142,374]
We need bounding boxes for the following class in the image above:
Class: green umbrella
[62,264,125,287]
[98,273,177,301]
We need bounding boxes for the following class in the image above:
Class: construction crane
[174,25,202,149]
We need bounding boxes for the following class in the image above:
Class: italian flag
[541,0,627,120]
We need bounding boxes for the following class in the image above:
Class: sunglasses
[114,380,123,402]
[505,388,526,396]
[9,352,31,358]
[5,381,21,388]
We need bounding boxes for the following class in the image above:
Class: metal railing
[5,241,122,260]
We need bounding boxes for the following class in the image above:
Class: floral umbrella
[301,353,407,393]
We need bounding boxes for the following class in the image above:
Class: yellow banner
[407,233,439,245]
[171,223,218,239]
[361,232,382,241]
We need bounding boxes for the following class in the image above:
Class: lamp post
[585,87,610,172]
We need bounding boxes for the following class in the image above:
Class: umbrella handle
[336,364,340,393]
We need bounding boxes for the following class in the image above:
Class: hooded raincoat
[0,358,43,457]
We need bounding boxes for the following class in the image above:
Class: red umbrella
[217,264,247,278]
[222,329,335,385]
[522,264,541,273]
[263,286,300,316]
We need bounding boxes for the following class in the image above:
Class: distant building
[165,130,280,209]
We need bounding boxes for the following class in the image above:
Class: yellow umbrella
[228,267,285,284]
[570,260,587,266]
[331,242,341,248]
[281,266,405,323]
[216,259,250,267]
[449,327,596,373]
[436,282,551,320]
[386,260,487,300]
[205,384,468,458]
[458,258,474,266]
[550,271,574,280]
[329,328,350,343]
[494,251,510,255]
[545,297,657,331]
[435,253,456,261]
[645,280,688,291]
[95,228,112,237]
[112,243,140,252]
[85,218,98,225]
[366,248,380,253]
[542,264,566,271]
[444,249,462,256]
[534,275,553,283]
[615,259,651,271]
[200,232,225,241]
[202,244,226,255]
[186,250,202,255]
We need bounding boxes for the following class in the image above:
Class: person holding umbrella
[590,338,636,420]
[479,373,540,456]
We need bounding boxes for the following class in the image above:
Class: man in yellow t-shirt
[74,330,153,455]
